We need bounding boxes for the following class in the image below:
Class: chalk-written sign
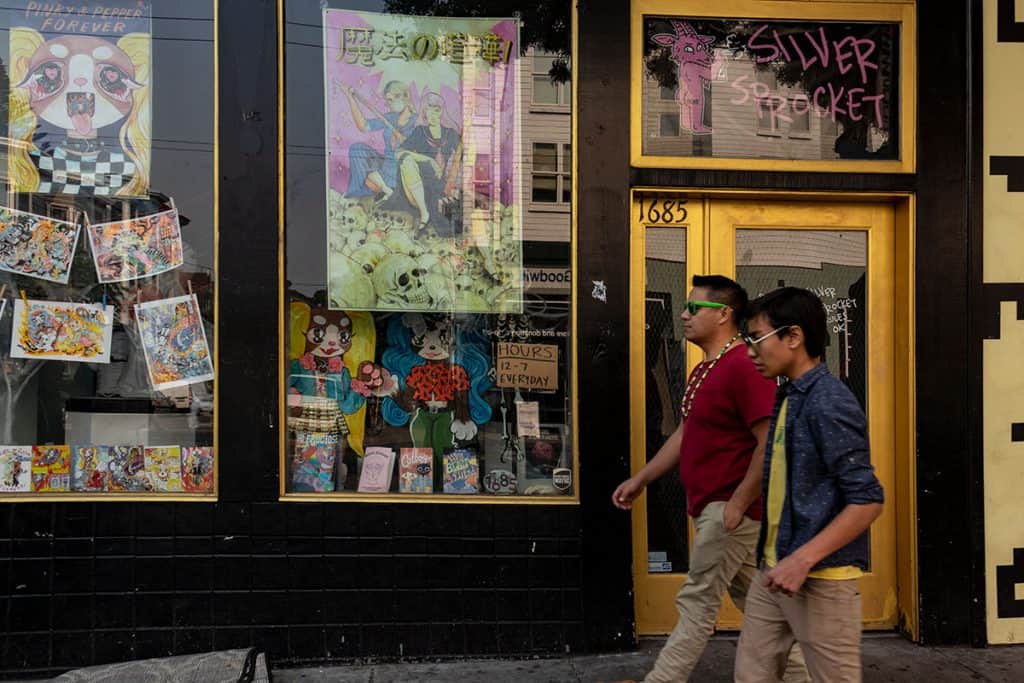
[642,15,901,161]
[496,343,558,390]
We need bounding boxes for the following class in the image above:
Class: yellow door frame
[628,188,918,639]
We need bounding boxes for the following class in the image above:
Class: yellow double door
[630,193,910,634]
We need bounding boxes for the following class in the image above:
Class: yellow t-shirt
[764,398,863,580]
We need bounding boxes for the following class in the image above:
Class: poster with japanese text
[0,206,79,284]
[324,9,523,313]
[11,299,114,363]
[88,208,183,283]
[8,2,152,196]
[135,294,214,390]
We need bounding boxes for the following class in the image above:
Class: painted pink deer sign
[651,20,715,134]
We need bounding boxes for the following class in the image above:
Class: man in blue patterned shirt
[734,287,884,683]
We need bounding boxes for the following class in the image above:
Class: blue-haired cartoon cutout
[382,313,492,488]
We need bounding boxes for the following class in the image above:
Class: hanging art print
[8,2,152,196]
[324,9,523,313]
[88,208,184,283]
[11,299,114,363]
[134,294,214,390]
[0,206,79,283]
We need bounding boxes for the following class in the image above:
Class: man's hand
[723,500,745,531]
[611,477,644,510]
[763,551,814,596]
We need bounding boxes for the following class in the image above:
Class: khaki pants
[735,571,862,683]
[644,502,808,683]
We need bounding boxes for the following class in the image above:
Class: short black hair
[745,287,828,359]
[691,274,748,321]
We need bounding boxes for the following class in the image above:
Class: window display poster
[144,446,182,492]
[0,206,79,284]
[0,446,33,492]
[31,445,70,492]
[135,294,214,390]
[324,9,523,313]
[8,2,152,197]
[11,299,115,363]
[88,208,184,283]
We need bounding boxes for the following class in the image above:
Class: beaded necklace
[679,333,742,420]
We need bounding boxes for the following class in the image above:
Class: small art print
[71,445,109,492]
[31,445,70,492]
[11,299,114,363]
[0,206,79,283]
[88,209,183,283]
[106,445,144,491]
[0,446,33,493]
[181,446,214,492]
[135,294,214,390]
[443,448,479,494]
[144,446,182,492]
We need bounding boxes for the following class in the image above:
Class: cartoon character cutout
[9,28,151,196]
[288,303,379,458]
[651,21,715,134]
[382,313,492,490]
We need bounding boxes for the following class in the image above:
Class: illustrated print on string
[0,206,80,284]
[651,21,715,134]
[134,294,214,391]
[8,3,151,196]
[382,313,492,490]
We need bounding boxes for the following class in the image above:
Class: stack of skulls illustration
[328,191,521,311]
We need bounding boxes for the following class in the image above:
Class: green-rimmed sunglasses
[684,300,728,315]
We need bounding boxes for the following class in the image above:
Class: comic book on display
[144,446,182,492]
[443,448,479,494]
[358,446,396,493]
[31,445,70,492]
[71,445,110,492]
[0,446,33,493]
[292,430,340,493]
[398,448,433,493]
[181,446,214,492]
[103,445,148,492]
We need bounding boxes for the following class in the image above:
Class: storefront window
[283,1,574,500]
[0,1,216,498]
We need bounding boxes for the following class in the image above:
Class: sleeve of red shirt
[730,352,777,428]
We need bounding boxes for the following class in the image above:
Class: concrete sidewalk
[273,635,1024,682]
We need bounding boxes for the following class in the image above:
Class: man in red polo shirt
[612,275,806,682]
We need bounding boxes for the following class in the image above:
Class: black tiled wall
[0,502,586,678]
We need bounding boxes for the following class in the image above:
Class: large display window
[281,1,576,501]
[0,1,216,500]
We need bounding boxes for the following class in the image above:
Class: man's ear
[786,325,805,349]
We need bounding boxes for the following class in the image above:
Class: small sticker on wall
[591,280,607,302]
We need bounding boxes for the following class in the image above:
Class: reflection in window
[532,51,570,106]
[660,113,680,137]
[532,143,571,205]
